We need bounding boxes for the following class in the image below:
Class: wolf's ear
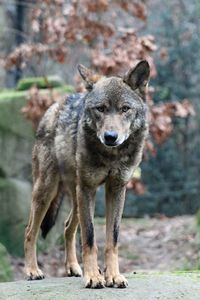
[123,60,150,96]
[77,64,101,90]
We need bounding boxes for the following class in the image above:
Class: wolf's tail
[40,183,64,239]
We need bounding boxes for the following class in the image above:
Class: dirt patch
[11,216,200,280]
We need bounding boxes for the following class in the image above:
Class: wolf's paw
[25,267,45,280]
[66,263,82,277]
[84,272,105,289]
[105,273,128,288]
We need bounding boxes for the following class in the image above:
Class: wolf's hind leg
[24,175,59,280]
[64,188,82,277]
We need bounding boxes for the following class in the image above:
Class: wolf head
[78,61,150,148]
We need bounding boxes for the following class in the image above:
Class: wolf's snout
[104,131,118,146]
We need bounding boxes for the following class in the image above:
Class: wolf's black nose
[104,131,118,145]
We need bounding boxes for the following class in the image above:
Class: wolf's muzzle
[104,131,118,146]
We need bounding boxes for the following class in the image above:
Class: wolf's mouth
[105,141,118,147]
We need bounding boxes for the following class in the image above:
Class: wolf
[24,60,150,288]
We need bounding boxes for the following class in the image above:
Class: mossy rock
[0,85,74,178]
[0,243,13,282]
[0,177,70,257]
[0,85,74,257]
[0,85,74,136]
[17,76,64,91]
[0,84,75,258]
[0,178,32,256]
[196,208,200,227]
[0,97,34,178]
[0,90,33,138]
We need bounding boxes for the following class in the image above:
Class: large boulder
[0,91,34,256]
[0,178,32,256]
[0,273,199,299]
[0,86,72,257]
[0,91,34,180]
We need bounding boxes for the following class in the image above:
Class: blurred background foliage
[0,0,199,278]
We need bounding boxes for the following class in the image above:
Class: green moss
[0,243,13,282]
[56,85,74,93]
[0,84,74,102]
[127,270,200,279]
[17,76,64,91]
[196,208,200,227]
[0,90,27,102]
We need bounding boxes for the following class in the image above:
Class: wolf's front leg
[104,179,128,288]
[24,175,59,280]
[77,183,105,288]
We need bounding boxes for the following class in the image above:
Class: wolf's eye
[121,106,130,113]
[96,106,105,112]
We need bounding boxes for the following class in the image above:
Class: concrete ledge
[0,272,199,300]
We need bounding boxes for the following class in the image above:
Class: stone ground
[0,272,200,300]
[11,216,200,280]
